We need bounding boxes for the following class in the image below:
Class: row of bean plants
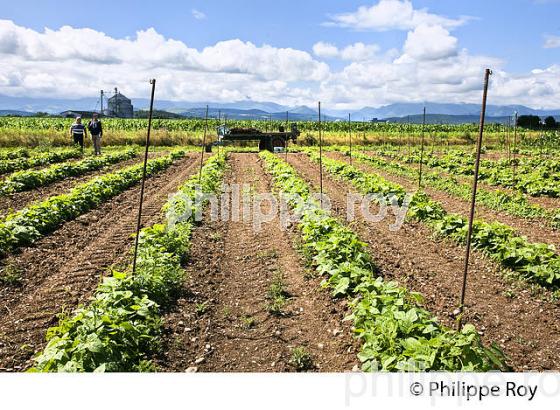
[31,152,227,372]
[259,151,506,372]
[349,151,560,228]
[0,150,185,257]
[0,149,137,196]
[305,151,560,288]
[382,149,560,198]
[0,148,83,175]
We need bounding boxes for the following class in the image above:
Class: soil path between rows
[0,152,167,218]
[156,153,358,372]
[373,151,560,212]
[0,154,198,371]
[333,152,560,251]
[288,153,560,371]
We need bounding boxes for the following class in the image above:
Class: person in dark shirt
[70,117,87,151]
[88,113,103,155]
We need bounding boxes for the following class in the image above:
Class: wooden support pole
[199,105,209,183]
[318,102,323,208]
[457,69,492,328]
[418,106,426,188]
[132,78,156,275]
[348,113,352,165]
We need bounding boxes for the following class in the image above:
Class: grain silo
[107,88,134,118]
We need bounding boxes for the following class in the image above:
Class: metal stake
[418,107,426,188]
[407,115,411,156]
[285,111,289,161]
[318,102,323,208]
[513,111,518,178]
[132,78,156,275]
[348,113,352,165]
[458,68,492,328]
[199,105,209,183]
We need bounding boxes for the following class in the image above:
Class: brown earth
[375,150,560,212]
[0,153,170,218]
[0,154,198,371]
[288,153,560,371]
[333,152,560,251]
[155,153,358,372]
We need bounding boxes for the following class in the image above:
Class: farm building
[106,88,134,118]
[60,110,98,118]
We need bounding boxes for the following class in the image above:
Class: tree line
[517,115,558,130]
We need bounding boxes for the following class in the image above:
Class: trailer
[206,123,300,152]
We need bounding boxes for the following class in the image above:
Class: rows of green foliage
[260,151,505,371]
[0,151,185,256]
[0,149,137,196]
[383,149,560,198]
[0,146,83,160]
[348,151,560,228]
[0,147,31,160]
[306,152,560,288]
[0,116,512,134]
[0,148,83,175]
[31,152,226,372]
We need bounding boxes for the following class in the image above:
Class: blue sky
[1,0,559,108]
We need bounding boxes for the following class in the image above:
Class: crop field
[0,123,559,373]
[0,116,553,148]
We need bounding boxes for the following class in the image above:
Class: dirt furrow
[288,153,560,371]
[0,154,198,371]
[155,153,357,372]
[373,151,560,212]
[0,153,165,218]
[333,152,560,251]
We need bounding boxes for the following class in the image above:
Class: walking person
[88,113,103,155]
[70,116,87,152]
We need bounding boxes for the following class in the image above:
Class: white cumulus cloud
[402,24,458,61]
[0,20,328,105]
[0,18,558,109]
[313,41,380,61]
[312,42,339,58]
[325,0,468,31]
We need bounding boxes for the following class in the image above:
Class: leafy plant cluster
[389,149,560,198]
[0,147,31,161]
[0,149,137,196]
[0,148,83,175]
[260,151,505,372]
[31,152,227,372]
[0,151,185,257]
[351,151,559,228]
[308,152,560,288]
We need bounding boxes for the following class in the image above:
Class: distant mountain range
[350,102,560,121]
[179,106,339,121]
[1,94,559,122]
[384,114,527,125]
[0,109,36,117]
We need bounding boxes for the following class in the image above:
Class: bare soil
[0,154,198,371]
[0,153,154,218]
[335,152,560,250]
[155,153,358,372]
[375,150,560,212]
[288,153,560,371]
